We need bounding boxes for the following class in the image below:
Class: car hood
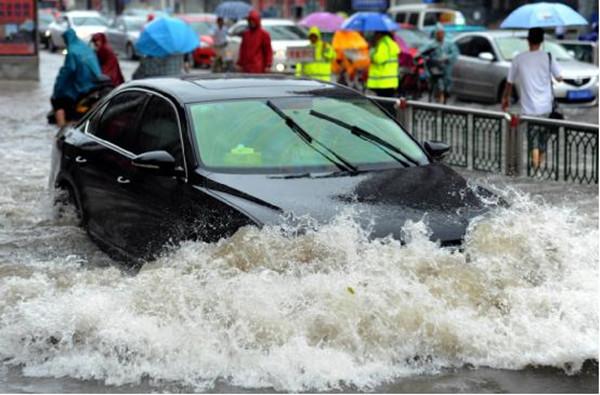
[556,60,599,79]
[195,164,491,245]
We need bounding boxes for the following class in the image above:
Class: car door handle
[75,156,87,164]
[116,176,131,184]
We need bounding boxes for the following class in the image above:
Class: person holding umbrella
[341,12,400,97]
[295,26,335,81]
[499,2,587,170]
[133,17,199,79]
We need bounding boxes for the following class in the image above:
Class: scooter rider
[51,28,106,127]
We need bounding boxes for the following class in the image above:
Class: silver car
[451,30,599,104]
[105,16,146,60]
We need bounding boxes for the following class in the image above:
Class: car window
[93,92,148,152]
[71,16,108,26]
[394,12,406,23]
[408,13,419,26]
[188,21,216,35]
[495,37,573,61]
[124,18,145,31]
[189,97,428,173]
[263,25,307,40]
[456,36,473,56]
[471,36,494,57]
[134,96,183,165]
[231,25,246,36]
[423,12,439,27]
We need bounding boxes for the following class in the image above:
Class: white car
[388,3,466,30]
[47,10,109,51]
[225,18,309,73]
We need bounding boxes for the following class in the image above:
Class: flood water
[0,53,597,393]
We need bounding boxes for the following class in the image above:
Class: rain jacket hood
[247,10,261,28]
[92,32,124,87]
[53,28,104,101]
[308,26,321,40]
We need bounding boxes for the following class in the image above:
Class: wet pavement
[0,51,597,393]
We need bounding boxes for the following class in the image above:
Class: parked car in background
[105,16,146,59]
[38,8,56,49]
[388,4,466,31]
[226,19,309,73]
[451,30,599,104]
[51,75,492,262]
[177,13,216,68]
[47,10,109,51]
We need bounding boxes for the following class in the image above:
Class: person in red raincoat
[91,33,125,86]
[237,10,272,73]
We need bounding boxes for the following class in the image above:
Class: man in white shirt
[212,17,228,72]
[501,27,563,169]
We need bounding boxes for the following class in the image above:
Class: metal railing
[370,96,599,184]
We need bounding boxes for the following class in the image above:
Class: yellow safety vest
[296,40,334,82]
[366,35,400,89]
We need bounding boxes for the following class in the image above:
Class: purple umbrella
[299,12,345,32]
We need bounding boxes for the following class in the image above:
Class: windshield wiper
[309,110,420,167]
[266,101,358,174]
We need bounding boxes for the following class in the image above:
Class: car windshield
[189,96,427,173]
[71,16,108,26]
[495,37,574,61]
[423,10,466,26]
[264,24,307,40]
[124,18,145,31]
[189,21,215,35]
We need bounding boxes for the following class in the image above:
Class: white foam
[0,192,597,391]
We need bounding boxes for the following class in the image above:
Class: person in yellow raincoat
[366,31,400,97]
[295,26,335,81]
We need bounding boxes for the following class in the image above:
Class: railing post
[396,97,410,129]
[506,113,521,176]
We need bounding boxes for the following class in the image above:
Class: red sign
[0,0,36,55]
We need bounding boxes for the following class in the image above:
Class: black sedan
[51,75,491,262]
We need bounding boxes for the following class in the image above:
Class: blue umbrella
[136,17,199,57]
[500,2,588,29]
[341,12,398,32]
[215,1,252,20]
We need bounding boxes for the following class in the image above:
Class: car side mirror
[131,150,176,176]
[424,140,450,161]
[478,52,495,62]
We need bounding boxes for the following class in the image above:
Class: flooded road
[0,52,597,393]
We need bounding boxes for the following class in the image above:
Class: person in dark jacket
[237,10,272,73]
[91,32,124,87]
[51,28,104,127]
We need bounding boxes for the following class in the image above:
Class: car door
[108,93,192,259]
[78,90,149,251]
[453,35,497,100]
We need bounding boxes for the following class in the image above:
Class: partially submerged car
[51,75,491,262]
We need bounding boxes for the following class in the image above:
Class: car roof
[123,75,363,104]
